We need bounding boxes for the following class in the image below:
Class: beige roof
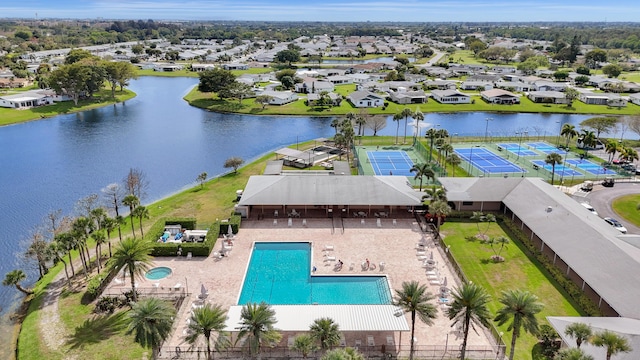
[225,305,409,332]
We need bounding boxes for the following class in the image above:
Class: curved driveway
[581,182,640,234]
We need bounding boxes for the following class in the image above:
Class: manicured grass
[612,194,640,227]
[137,69,198,77]
[0,89,136,127]
[440,221,582,360]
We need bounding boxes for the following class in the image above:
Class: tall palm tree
[291,334,317,358]
[446,282,492,360]
[127,297,176,359]
[429,200,451,233]
[185,303,230,359]
[425,128,439,162]
[410,163,435,191]
[106,237,153,302]
[48,239,71,287]
[355,115,366,144]
[494,289,544,360]
[564,322,592,349]
[72,216,95,271]
[555,348,594,360]
[392,112,403,144]
[579,129,597,158]
[236,302,282,360]
[330,118,341,137]
[545,152,563,185]
[91,230,107,273]
[446,153,461,177]
[102,216,117,257]
[115,215,125,242]
[620,146,639,164]
[412,109,425,145]
[122,194,140,239]
[310,317,341,351]
[435,138,446,164]
[400,107,414,143]
[393,281,438,360]
[55,232,76,277]
[604,141,621,163]
[2,269,33,295]
[132,205,150,238]
[560,124,578,148]
[423,185,447,203]
[590,330,631,360]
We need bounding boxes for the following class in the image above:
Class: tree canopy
[198,68,236,93]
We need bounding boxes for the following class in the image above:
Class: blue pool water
[238,242,392,305]
[145,266,173,280]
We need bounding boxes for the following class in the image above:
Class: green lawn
[0,88,136,127]
[440,221,582,360]
[612,194,640,227]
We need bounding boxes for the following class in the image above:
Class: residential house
[295,80,335,94]
[480,89,520,104]
[424,80,458,90]
[0,77,31,88]
[347,90,385,108]
[306,92,342,106]
[389,90,428,104]
[325,75,353,85]
[222,63,249,70]
[579,92,627,107]
[467,74,502,83]
[534,81,568,92]
[528,91,569,104]
[258,90,298,105]
[346,73,371,84]
[154,64,184,72]
[494,81,532,92]
[629,93,640,106]
[191,64,217,72]
[492,65,517,74]
[0,90,53,109]
[460,81,493,91]
[430,89,472,104]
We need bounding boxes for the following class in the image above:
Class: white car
[580,202,598,216]
[604,217,627,234]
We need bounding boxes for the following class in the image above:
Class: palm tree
[446,282,492,360]
[410,163,435,191]
[310,317,341,351]
[604,141,621,163]
[91,230,107,273]
[579,129,597,158]
[291,334,317,358]
[555,348,594,360]
[435,138,446,164]
[236,302,282,360]
[590,330,631,360]
[400,107,414,144]
[429,200,451,233]
[545,152,563,185]
[494,289,544,360]
[423,185,447,203]
[487,236,510,262]
[392,112,403,144]
[132,205,150,238]
[355,115,366,144]
[102,216,117,257]
[122,194,140,239]
[185,303,230,359]
[115,215,125,242]
[127,297,176,359]
[48,239,71,287]
[55,232,76,277]
[393,281,438,360]
[560,124,578,148]
[321,348,364,360]
[106,237,153,302]
[2,269,33,295]
[564,322,592,349]
[446,153,461,177]
[72,216,95,271]
[330,118,341,137]
[620,146,639,164]
[412,109,425,145]
[425,128,438,162]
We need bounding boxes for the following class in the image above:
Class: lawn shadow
[66,311,128,349]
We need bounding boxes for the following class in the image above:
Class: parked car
[580,181,594,192]
[580,202,598,216]
[604,217,627,233]
[602,177,615,187]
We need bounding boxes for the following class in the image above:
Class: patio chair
[186,252,192,260]
[353,212,359,218]
[323,245,334,251]
[288,218,292,227]
[367,335,375,347]
[324,255,336,262]
[377,218,382,228]
[274,210,278,218]
[379,262,385,271]
[302,219,307,227]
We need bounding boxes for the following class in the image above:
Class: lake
[0,75,614,352]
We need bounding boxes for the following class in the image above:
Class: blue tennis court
[526,142,567,154]
[497,143,538,157]
[366,150,414,176]
[566,159,617,175]
[455,148,525,173]
[531,160,583,177]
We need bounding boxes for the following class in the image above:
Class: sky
[2,0,640,22]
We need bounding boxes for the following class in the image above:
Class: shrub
[95,296,121,314]
[83,269,117,303]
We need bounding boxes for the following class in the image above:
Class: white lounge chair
[302,219,307,227]
[376,218,382,228]
[416,251,426,256]
[367,335,375,347]
[379,262,385,271]
[288,218,292,227]
[324,255,336,262]
[323,245,334,251]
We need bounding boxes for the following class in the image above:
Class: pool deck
[109,218,495,356]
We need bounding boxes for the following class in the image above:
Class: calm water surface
[0,76,619,352]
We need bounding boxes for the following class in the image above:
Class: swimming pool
[238,242,392,305]
[145,266,172,280]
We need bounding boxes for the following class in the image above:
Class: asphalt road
[579,182,640,234]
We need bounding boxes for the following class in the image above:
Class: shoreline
[0,89,137,128]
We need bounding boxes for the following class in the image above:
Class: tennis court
[497,143,538,157]
[455,147,525,174]
[366,150,415,176]
[531,160,582,177]
[526,142,567,154]
[566,159,617,175]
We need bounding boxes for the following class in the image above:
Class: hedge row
[83,268,117,303]
[448,211,601,316]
